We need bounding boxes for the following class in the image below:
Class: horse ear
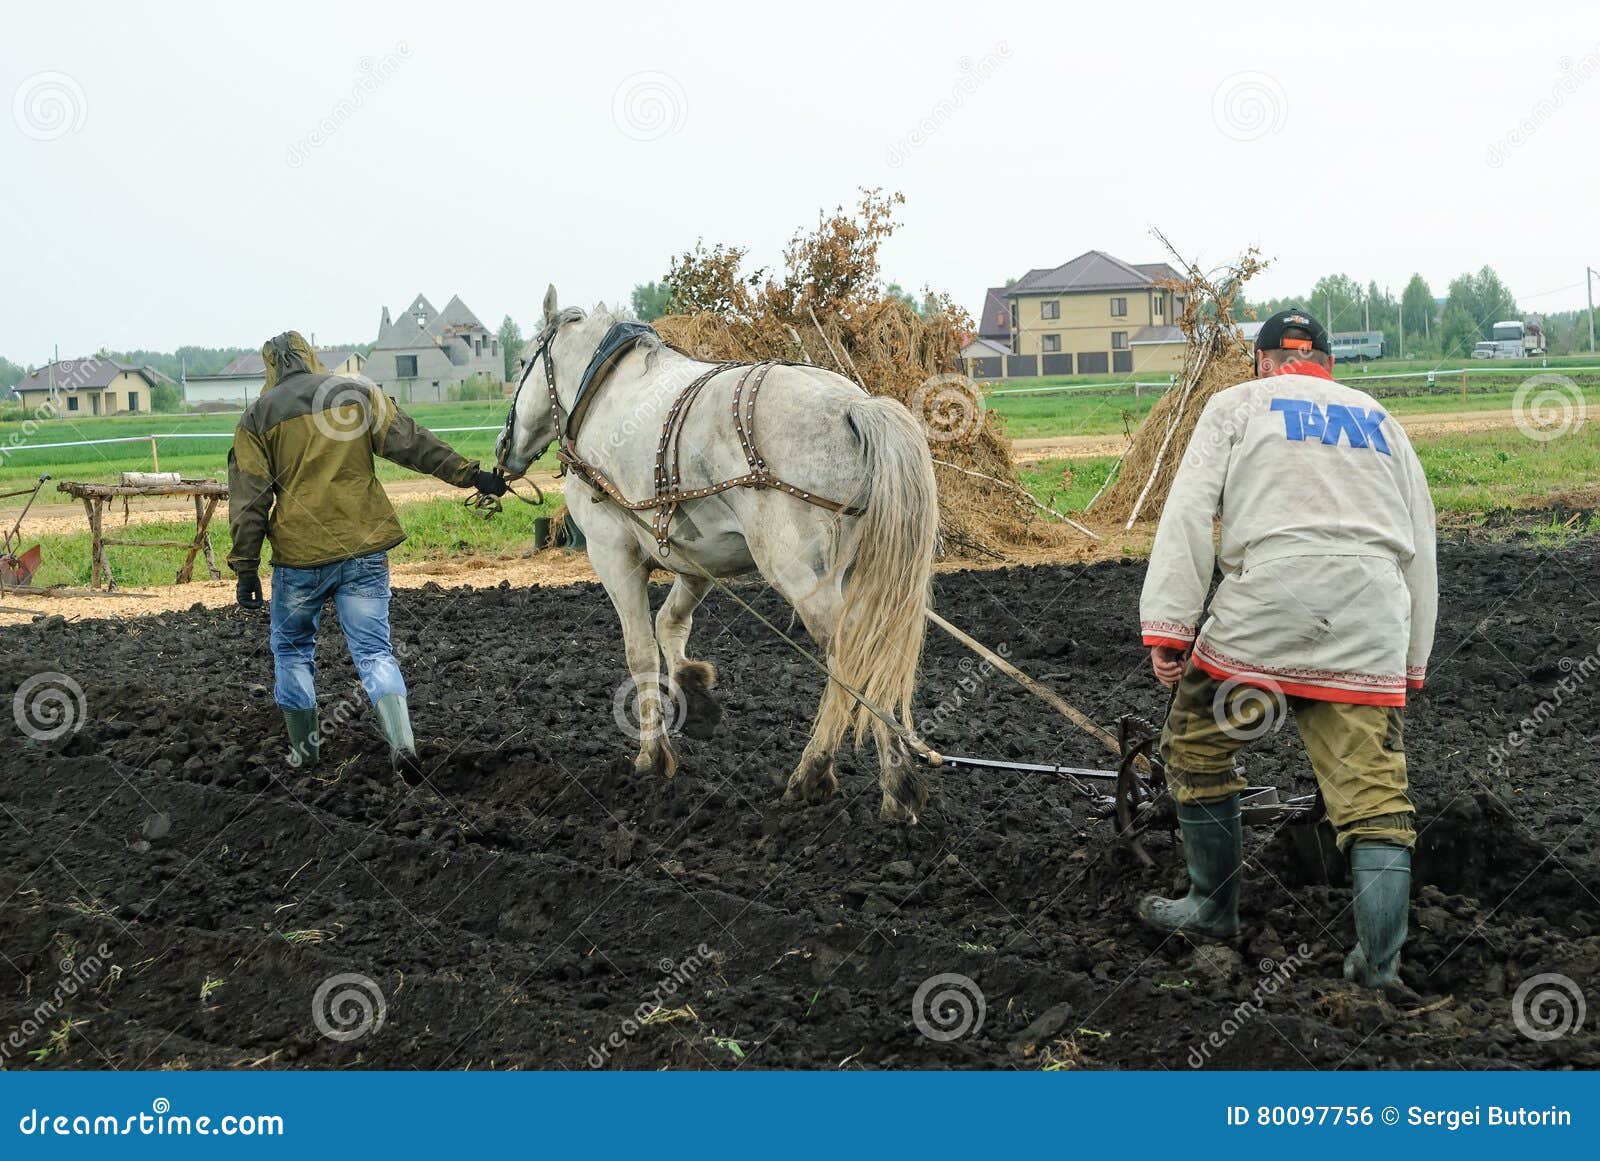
[543,284,559,323]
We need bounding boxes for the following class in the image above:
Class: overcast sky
[2,0,1597,364]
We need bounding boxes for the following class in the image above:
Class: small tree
[151,380,184,412]
[1441,304,1481,357]
[1400,274,1435,343]
[630,281,673,322]
[497,315,523,380]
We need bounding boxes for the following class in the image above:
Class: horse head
[496,284,592,477]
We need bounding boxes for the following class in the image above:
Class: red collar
[1272,359,1334,381]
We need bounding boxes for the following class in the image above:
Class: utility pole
[1588,266,1597,354]
[1394,286,1402,359]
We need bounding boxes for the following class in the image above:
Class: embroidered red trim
[1192,653,1406,707]
[1143,636,1194,652]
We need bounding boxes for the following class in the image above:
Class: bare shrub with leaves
[655,190,1084,558]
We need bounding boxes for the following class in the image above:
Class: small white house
[182,348,364,408]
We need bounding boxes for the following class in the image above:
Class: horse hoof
[674,662,722,741]
[784,755,837,805]
[879,769,928,825]
[878,798,919,825]
[635,743,678,780]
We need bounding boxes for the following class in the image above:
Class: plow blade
[0,545,42,589]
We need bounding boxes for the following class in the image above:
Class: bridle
[473,317,564,515]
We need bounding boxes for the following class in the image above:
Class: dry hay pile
[1089,244,1265,528]
[651,191,1081,559]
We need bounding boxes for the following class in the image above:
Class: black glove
[471,469,508,497]
[236,572,264,610]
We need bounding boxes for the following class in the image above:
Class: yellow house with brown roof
[1006,250,1188,376]
[10,358,173,416]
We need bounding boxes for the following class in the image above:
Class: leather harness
[501,321,863,554]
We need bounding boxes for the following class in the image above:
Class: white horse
[498,287,939,822]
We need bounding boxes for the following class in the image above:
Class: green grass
[1410,425,1599,513]
[0,401,524,494]
[985,379,1600,440]
[1018,423,1599,524]
[23,493,558,590]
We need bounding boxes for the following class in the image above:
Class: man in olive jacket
[229,331,505,778]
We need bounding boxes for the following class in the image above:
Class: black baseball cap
[1254,308,1332,355]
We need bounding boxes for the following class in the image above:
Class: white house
[182,348,365,408]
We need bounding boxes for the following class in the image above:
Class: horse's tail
[815,395,939,818]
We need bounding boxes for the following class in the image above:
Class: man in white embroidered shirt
[1137,308,1437,991]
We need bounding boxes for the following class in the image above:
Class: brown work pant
[1158,662,1415,851]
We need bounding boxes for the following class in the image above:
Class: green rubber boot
[1343,842,1411,988]
[1138,795,1242,938]
[374,693,424,784]
[283,707,320,770]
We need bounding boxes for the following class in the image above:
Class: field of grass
[6,375,1596,590]
[19,492,560,590]
[1019,424,1599,522]
[0,401,538,495]
[24,424,1591,590]
[989,379,1599,440]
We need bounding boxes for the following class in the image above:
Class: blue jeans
[269,552,406,711]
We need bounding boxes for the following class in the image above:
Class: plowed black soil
[3,538,1598,1070]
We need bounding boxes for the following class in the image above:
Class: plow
[0,474,49,590]
[922,609,1319,869]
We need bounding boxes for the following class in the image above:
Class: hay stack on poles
[1088,236,1265,529]
[651,190,1091,559]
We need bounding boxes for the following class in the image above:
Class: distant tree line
[1,342,375,413]
[628,276,933,322]
[1251,265,1594,357]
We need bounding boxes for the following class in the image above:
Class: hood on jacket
[261,331,327,390]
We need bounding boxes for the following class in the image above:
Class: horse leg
[591,538,677,779]
[771,545,926,824]
[777,569,847,807]
[656,573,721,741]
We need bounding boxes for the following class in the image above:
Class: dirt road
[1,471,564,535]
[1010,407,1526,464]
